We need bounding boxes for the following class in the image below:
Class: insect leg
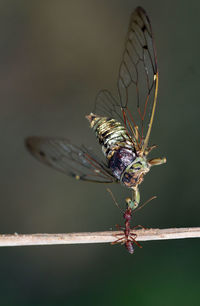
[132,187,140,207]
[148,157,167,166]
[129,236,143,248]
[111,236,125,245]
[131,225,146,230]
[115,224,124,231]
[144,144,158,155]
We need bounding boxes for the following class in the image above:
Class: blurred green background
[0,0,199,305]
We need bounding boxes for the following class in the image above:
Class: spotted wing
[25,137,116,183]
[94,7,158,153]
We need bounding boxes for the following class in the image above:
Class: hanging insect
[26,7,166,210]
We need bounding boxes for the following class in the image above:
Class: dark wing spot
[39,151,46,157]
[141,24,146,32]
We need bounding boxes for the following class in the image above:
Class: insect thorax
[86,113,150,188]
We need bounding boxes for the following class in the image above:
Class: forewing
[117,6,158,152]
[26,137,116,183]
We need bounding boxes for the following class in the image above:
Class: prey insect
[26,7,166,210]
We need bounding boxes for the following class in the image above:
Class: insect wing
[117,6,158,152]
[94,90,123,123]
[94,7,158,151]
[26,137,115,183]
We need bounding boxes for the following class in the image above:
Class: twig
[0,227,199,247]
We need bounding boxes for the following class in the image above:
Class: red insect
[108,189,155,254]
[111,198,142,254]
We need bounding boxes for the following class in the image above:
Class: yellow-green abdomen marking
[86,113,133,159]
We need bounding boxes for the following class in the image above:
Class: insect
[111,198,143,254]
[26,7,166,210]
[108,188,155,254]
[108,192,141,254]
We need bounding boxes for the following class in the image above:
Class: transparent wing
[94,7,158,153]
[26,137,116,183]
[93,90,123,123]
[118,6,158,152]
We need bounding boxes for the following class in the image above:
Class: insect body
[111,198,142,254]
[86,112,150,188]
[26,7,166,211]
[86,111,165,206]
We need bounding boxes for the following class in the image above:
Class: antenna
[134,196,157,213]
[106,188,124,213]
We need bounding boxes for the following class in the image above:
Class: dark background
[0,0,199,305]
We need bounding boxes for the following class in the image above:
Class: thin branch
[0,227,199,247]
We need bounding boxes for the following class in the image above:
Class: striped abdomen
[86,113,133,158]
[86,113,138,185]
